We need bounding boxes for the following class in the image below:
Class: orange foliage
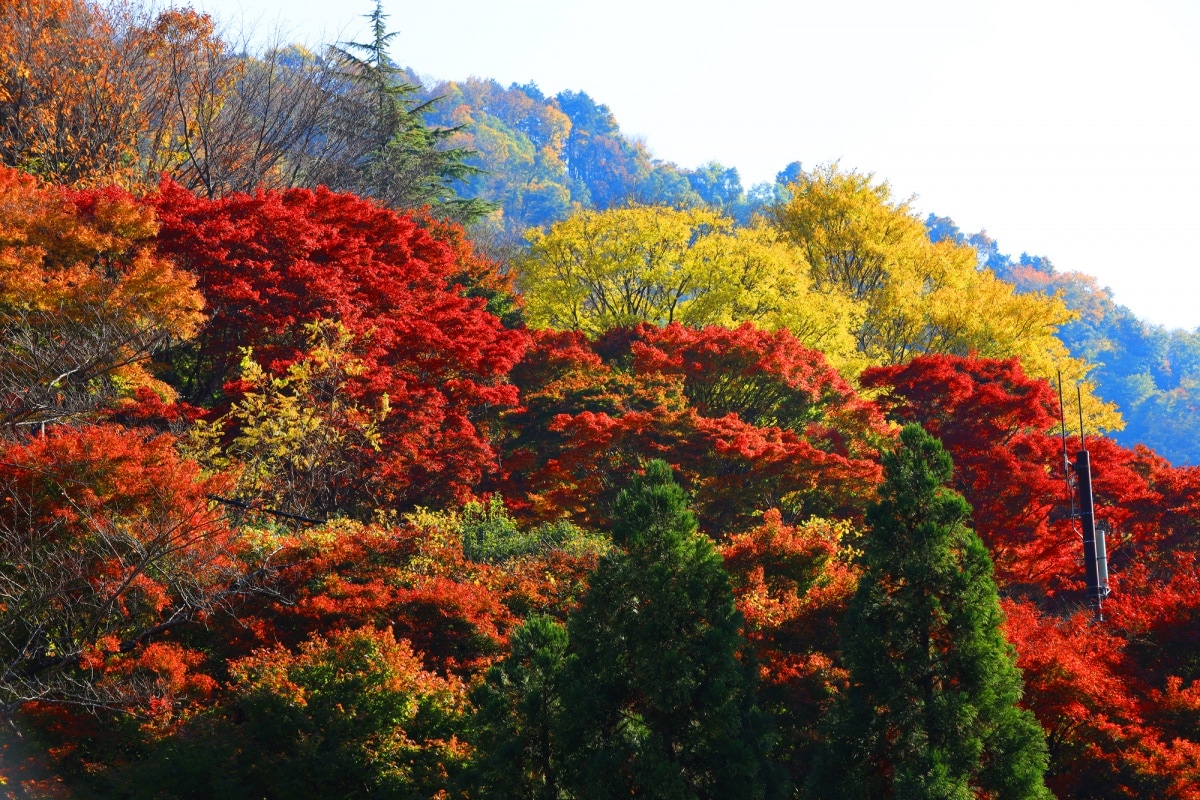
[223,625,470,797]
[0,0,146,185]
[0,0,232,190]
[223,518,598,678]
[499,325,887,535]
[1004,600,1200,798]
[721,510,857,780]
[0,166,204,430]
[0,725,72,799]
[0,425,240,720]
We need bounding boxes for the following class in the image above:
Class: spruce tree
[809,425,1050,800]
[558,460,782,800]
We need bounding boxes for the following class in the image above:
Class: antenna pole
[1077,385,1085,450]
[1058,372,1070,480]
[1071,385,1108,619]
[1073,449,1106,619]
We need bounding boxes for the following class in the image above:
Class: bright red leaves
[0,425,236,719]
[149,181,528,509]
[498,322,889,536]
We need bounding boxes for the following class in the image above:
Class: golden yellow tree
[772,165,1119,429]
[518,204,863,368]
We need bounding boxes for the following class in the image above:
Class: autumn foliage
[498,322,887,535]
[0,0,148,185]
[149,180,527,512]
[0,166,204,431]
[863,354,1200,796]
[5,21,1200,797]
[721,510,858,780]
[0,425,237,720]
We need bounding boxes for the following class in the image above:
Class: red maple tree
[148,181,528,510]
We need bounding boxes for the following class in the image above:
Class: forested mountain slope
[417,73,1200,463]
[3,2,1200,798]
[414,76,790,234]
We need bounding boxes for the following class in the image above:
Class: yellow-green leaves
[188,321,389,517]
[520,205,724,333]
[518,204,863,369]
[773,165,1120,429]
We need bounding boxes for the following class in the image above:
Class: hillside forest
[1,1,1199,798]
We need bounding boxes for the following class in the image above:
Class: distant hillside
[413,76,792,235]
[411,73,1200,463]
[927,216,1200,464]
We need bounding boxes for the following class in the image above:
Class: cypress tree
[809,424,1050,800]
[323,0,492,221]
[558,460,782,800]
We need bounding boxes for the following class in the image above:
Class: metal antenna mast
[1057,372,1077,523]
[1071,385,1110,619]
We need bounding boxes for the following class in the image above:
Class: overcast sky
[199,0,1200,331]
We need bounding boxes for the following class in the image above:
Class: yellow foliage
[515,168,1120,432]
[518,204,864,370]
[188,321,390,517]
[772,165,1121,430]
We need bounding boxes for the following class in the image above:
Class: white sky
[199,0,1200,331]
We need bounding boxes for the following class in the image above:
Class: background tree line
[0,0,483,219]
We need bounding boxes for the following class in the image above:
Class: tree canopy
[771,167,1117,426]
[810,424,1051,800]
[518,204,862,368]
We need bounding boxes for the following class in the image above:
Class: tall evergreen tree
[809,425,1050,799]
[317,0,491,221]
[557,460,783,800]
[469,615,571,799]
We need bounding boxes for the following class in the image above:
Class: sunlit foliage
[518,204,863,369]
[0,166,203,432]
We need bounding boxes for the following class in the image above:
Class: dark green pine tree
[469,615,572,799]
[557,460,783,800]
[324,0,492,221]
[809,425,1050,800]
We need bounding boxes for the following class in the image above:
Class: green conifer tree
[322,0,492,221]
[557,460,783,800]
[469,615,571,799]
[809,425,1050,800]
